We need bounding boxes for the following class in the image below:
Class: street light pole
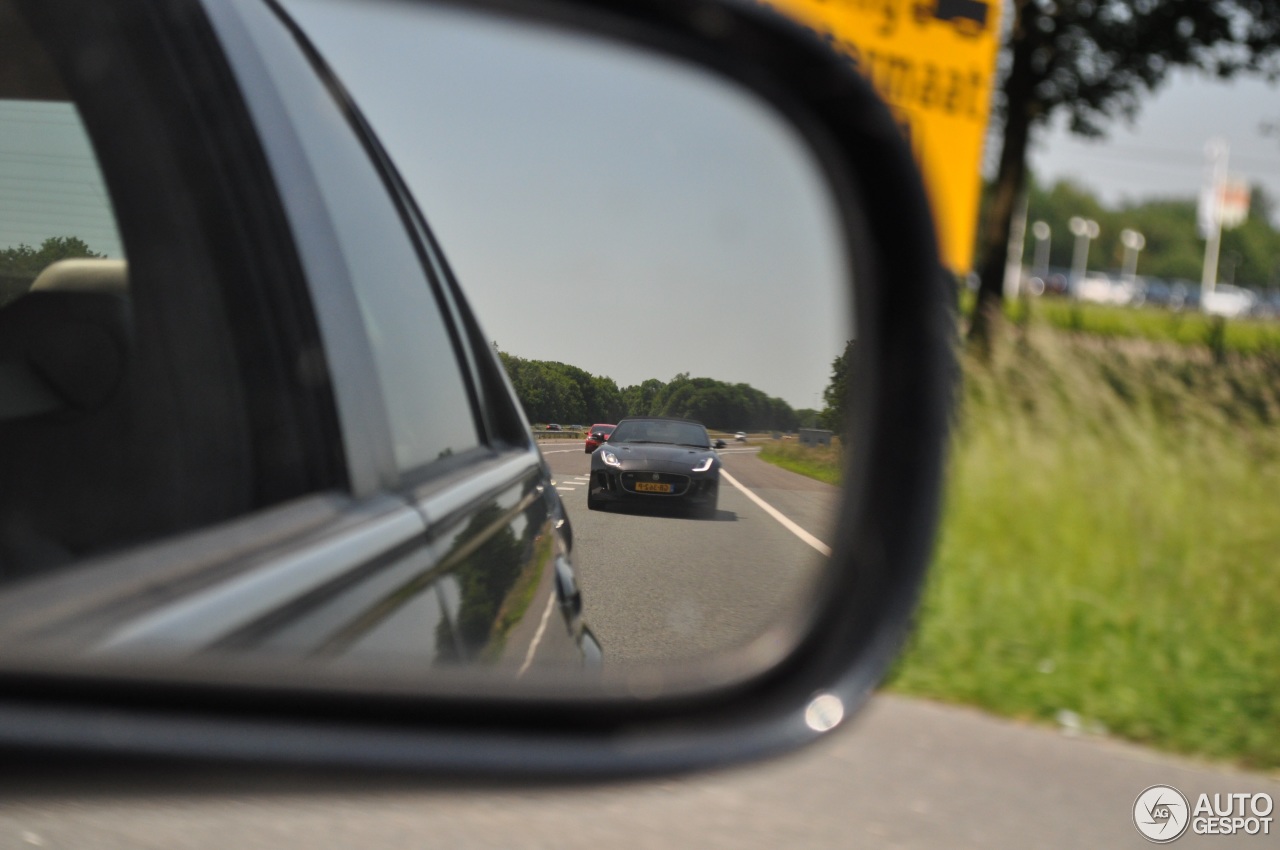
[1120,228,1145,282]
[1200,138,1229,308]
[1068,216,1099,298]
[1032,221,1051,279]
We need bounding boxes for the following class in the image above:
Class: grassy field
[757,439,841,485]
[1019,296,1280,355]
[763,321,1280,769]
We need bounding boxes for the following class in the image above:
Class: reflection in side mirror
[0,0,854,698]
[281,0,852,673]
[0,0,949,777]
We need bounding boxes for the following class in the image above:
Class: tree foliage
[973,0,1280,339]
[820,339,855,436]
[496,349,801,431]
[496,351,626,425]
[635,374,799,431]
[1022,177,1280,286]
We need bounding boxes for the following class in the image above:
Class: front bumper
[589,467,719,506]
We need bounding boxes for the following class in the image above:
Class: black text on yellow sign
[761,0,1003,274]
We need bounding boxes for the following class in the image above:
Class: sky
[0,101,123,258]
[284,0,850,412]
[1027,72,1280,218]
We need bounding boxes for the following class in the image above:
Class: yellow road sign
[762,0,1002,273]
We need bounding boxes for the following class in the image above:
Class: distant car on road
[545,423,563,432]
[1202,284,1258,318]
[585,423,616,453]
[1077,272,1139,306]
[1139,277,1172,308]
[588,417,721,519]
[734,431,747,442]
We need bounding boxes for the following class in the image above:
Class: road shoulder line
[719,469,832,557]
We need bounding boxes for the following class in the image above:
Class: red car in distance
[585,424,616,453]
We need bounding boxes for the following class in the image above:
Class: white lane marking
[556,487,577,491]
[517,591,558,678]
[719,469,831,557]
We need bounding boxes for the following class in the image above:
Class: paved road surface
[2,694,1276,849]
[540,442,835,664]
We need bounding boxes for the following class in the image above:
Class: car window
[0,8,266,579]
[233,0,482,477]
[0,101,123,308]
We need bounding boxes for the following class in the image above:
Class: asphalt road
[4,694,1276,849]
[538,441,835,664]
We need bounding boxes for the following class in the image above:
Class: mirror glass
[0,0,855,685]
[286,0,852,668]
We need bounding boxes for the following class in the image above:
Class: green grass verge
[761,324,1280,768]
[756,440,841,486]
[1019,298,1280,356]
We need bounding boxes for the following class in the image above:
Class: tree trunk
[968,2,1039,353]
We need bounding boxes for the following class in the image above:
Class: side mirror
[0,0,952,778]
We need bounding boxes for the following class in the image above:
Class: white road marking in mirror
[719,469,831,557]
[517,592,558,678]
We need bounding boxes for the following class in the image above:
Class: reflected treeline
[497,348,820,431]
[437,501,554,664]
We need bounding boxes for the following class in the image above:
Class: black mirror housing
[0,0,952,779]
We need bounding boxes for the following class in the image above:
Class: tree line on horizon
[1008,178,1280,289]
[0,236,105,306]
[495,348,821,432]
[970,0,1280,344]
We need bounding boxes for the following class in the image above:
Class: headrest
[0,263,131,419]
[30,258,128,296]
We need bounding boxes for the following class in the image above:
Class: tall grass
[891,327,1280,768]
[761,324,1280,767]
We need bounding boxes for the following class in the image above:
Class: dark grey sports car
[587,417,720,518]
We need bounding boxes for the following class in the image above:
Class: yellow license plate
[634,481,671,493]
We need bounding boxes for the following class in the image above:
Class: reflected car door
[195,0,592,669]
[0,0,590,670]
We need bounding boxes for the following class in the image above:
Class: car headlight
[692,457,713,473]
[601,450,621,467]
